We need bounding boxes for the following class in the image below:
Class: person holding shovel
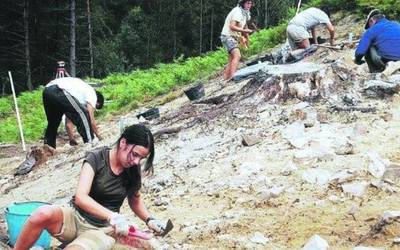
[220,0,254,80]
[14,124,169,250]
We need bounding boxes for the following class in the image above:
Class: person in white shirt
[220,0,254,80]
[286,7,335,50]
[43,77,104,148]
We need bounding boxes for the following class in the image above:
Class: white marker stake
[296,0,302,15]
[8,71,26,151]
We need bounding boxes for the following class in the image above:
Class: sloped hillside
[1,12,400,249]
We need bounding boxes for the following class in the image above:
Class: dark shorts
[221,35,239,53]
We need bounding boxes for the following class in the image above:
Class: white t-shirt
[221,6,250,38]
[289,7,331,30]
[46,77,97,109]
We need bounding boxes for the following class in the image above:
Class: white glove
[146,216,165,235]
[109,213,129,236]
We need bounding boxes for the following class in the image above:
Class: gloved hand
[146,216,165,236]
[109,213,129,236]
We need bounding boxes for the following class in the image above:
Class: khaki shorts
[53,206,115,250]
[286,24,311,50]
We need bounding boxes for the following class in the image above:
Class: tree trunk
[173,0,177,58]
[146,33,150,66]
[70,0,76,77]
[199,0,203,54]
[264,0,268,27]
[87,0,94,77]
[210,4,213,50]
[24,0,32,91]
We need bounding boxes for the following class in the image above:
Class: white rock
[302,235,329,250]
[260,186,285,200]
[294,147,334,165]
[382,211,400,220]
[366,151,389,178]
[281,121,309,148]
[238,162,265,176]
[315,200,326,207]
[302,169,332,186]
[328,195,341,203]
[330,170,355,184]
[281,162,299,176]
[341,182,369,197]
[250,232,269,245]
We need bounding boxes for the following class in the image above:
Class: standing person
[42,77,104,149]
[220,0,254,80]
[286,7,335,50]
[14,124,167,250]
[354,9,400,73]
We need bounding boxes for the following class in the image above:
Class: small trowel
[160,219,174,237]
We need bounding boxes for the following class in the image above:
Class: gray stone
[242,134,261,147]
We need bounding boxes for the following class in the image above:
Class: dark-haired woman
[15,124,166,250]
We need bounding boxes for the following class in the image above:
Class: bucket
[5,201,51,248]
[184,84,205,101]
[136,107,160,120]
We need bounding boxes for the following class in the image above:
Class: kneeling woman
[15,124,166,250]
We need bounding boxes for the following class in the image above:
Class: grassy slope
[0,25,286,143]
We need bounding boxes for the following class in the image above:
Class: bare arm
[87,104,102,140]
[128,193,151,223]
[326,22,335,45]
[74,162,114,221]
[65,118,77,145]
[229,21,253,35]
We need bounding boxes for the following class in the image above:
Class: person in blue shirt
[354,9,400,73]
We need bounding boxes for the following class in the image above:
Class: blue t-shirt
[355,18,400,61]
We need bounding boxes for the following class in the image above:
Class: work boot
[14,145,55,176]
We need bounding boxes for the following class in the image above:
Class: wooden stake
[8,71,26,151]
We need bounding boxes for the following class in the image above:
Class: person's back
[46,77,97,108]
[359,19,400,61]
[289,7,330,30]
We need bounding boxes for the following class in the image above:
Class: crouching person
[14,124,167,250]
[354,9,400,73]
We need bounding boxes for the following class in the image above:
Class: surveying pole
[55,61,70,78]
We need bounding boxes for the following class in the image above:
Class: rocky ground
[1,13,400,249]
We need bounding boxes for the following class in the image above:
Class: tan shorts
[53,206,115,250]
[286,24,311,50]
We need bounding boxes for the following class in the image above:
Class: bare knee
[230,49,241,63]
[297,39,310,49]
[28,205,56,227]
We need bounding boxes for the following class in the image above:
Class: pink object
[127,225,152,240]
[115,225,152,248]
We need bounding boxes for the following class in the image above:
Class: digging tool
[159,219,174,237]
[316,44,342,50]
